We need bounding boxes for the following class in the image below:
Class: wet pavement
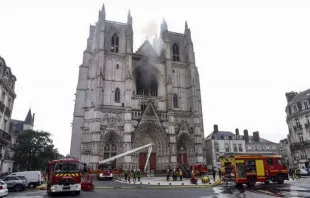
[5,177,310,197]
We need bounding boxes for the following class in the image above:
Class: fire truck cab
[46,158,87,196]
[220,155,288,186]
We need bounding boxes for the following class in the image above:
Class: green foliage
[13,129,64,171]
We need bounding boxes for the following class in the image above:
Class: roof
[205,131,238,140]
[135,40,158,57]
[288,88,310,105]
[24,109,34,125]
[205,131,277,144]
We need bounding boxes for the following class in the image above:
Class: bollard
[140,182,142,184]
[182,183,184,185]
[158,183,160,185]
[169,183,171,185]
[148,182,150,185]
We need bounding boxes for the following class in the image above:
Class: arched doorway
[176,133,194,167]
[101,131,121,168]
[133,121,169,171]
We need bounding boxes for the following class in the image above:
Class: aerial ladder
[98,143,153,172]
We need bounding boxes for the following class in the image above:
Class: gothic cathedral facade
[70,4,205,171]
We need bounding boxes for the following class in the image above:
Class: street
[6,177,310,198]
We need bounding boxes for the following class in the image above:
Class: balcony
[0,129,11,146]
[290,140,310,151]
[4,107,11,117]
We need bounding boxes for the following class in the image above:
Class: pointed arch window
[173,93,178,108]
[172,43,180,62]
[111,33,119,53]
[115,88,120,103]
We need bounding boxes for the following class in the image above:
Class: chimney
[285,91,298,103]
[213,124,218,132]
[235,128,239,136]
[253,131,260,141]
[243,129,249,143]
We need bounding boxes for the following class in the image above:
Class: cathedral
[70,4,205,171]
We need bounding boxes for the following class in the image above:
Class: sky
[0,0,310,155]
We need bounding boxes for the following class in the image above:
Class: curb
[95,185,212,189]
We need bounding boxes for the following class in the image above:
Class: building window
[116,64,119,69]
[172,43,180,61]
[8,98,11,108]
[173,94,178,108]
[214,142,219,152]
[238,144,243,152]
[303,101,309,109]
[225,143,229,152]
[136,72,157,96]
[293,105,298,112]
[267,159,273,165]
[233,144,237,152]
[111,33,119,53]
[295,119,301,128]
[114,88,120,103]
[306,116,310,125]
[3,119,7,131]
[298,133,304,143]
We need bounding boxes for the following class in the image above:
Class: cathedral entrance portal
[176,133,194,167]
[138,153,156,171]
[133,121,169,171]
[101,131,121,168]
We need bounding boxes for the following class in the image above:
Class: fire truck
[46,158,87,196]
[97,162,122,180]
[220,154,289,186]
[190,164,208,176]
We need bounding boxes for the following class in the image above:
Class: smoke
[136,20,166,92]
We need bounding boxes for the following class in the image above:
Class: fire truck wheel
[74,191,80,195]
[247,176,256,187]
[277,175,284,184]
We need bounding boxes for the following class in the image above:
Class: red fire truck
[96,162,122,180]
[46,158,87,196]
[190,164,208,176]
[220,155,288,186]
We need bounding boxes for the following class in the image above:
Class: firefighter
[212,167,216,182]
[133,169,136,182]
[124,169,128,181]
[137,169,141,181]
[166,169,170,181]
[128,170,132,183]
[179,168,183,181]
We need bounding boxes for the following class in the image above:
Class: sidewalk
[114,175,221,186]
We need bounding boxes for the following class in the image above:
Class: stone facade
[70,4,205,171]
[278,138,293,166]
[0,56,17,173]
[285,89,310,169]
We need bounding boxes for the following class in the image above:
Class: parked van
[10,171,43,188]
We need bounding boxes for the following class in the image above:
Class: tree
[13,129,63,171]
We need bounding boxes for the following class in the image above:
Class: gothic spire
[127,9,132,25]
[102,3,105,13]
[185,21,188,30]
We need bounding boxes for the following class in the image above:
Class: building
[278,138,293,166]
[9,109,35,134]
[205,125,246,169]
[205,125,279,169]
[285,89,310,169]
[70,4,205,171]
[243,130,279,154]
[0,56,17,173]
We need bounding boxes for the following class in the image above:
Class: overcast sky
[1,0,310,155]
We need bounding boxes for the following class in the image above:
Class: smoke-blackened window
[115,88,120,103]
[136,72,158,97]
[172,43,180,61]
[111,33,119,53]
